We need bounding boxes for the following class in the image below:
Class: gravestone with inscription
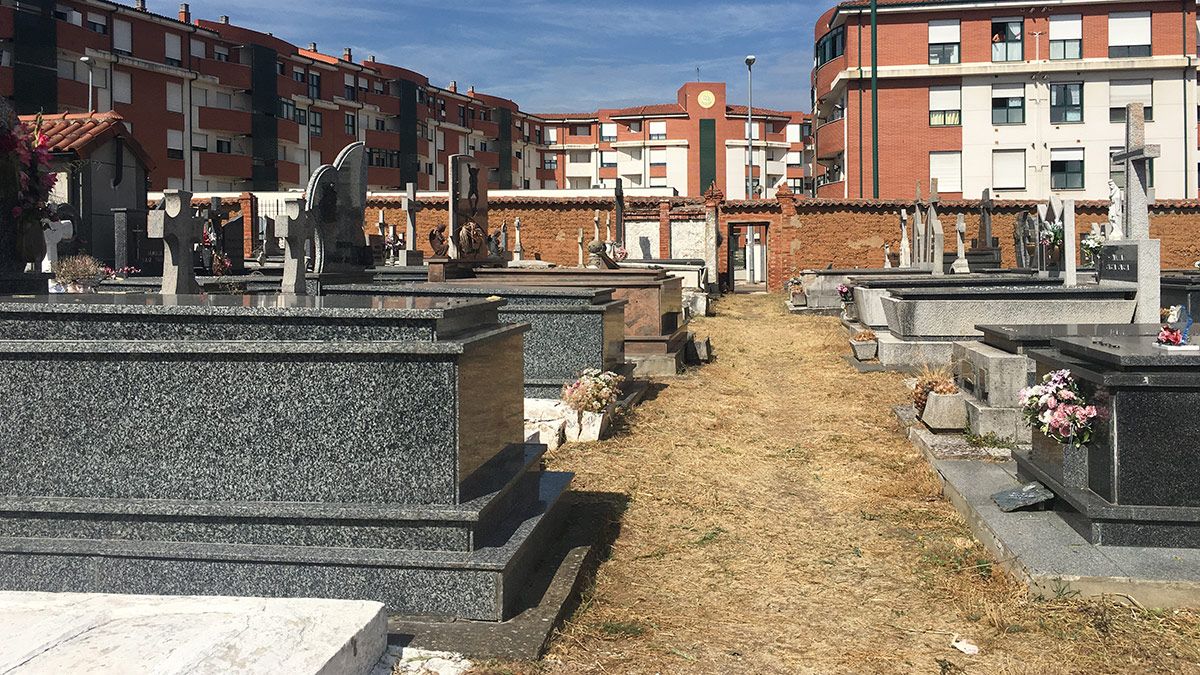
[305,142,372,274]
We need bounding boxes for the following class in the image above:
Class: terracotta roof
[607,103,687,117]
[534,112,600,120]
[725,105,795,118]
[19,111,154,170]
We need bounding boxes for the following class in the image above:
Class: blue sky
[175,0,824,113]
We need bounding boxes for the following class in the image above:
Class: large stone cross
[276,197,310,295]
[898,210,912,268]
[1111,103,1158,240]
[40,219,74,274]
[148,190,203,295]
[512,216,524,261]
[402,182,422,251]
[976,188,995,248]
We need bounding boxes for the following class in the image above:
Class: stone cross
[913,204,927,268]
[614,177,626,246]
[899,210,912,268]
[41,219,74,274]
[1013,212,1030,269]
[1062,199,1077,287]
[592,210,601,242]
[883,243,892,268]
[605,213,612,244]
[976,188,995,249]
[930,212,945,276]
[499,220,508,252]
[512,217,524,261]
[402,182,421,252]
[950,214,970,274]
[147,190,203,295]
[1112,103,1158,240]
[577,228,584,267]
[1035,203,1050,275]
[276,197,310,295]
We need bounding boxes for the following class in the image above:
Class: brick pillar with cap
[658,199,671,259]
[239,192,257,261]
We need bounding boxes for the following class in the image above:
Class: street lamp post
[79,56,94,113]
[745,54,755,199]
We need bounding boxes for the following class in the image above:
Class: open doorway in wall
[725,221,769,294]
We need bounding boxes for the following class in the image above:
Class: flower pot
[920,391,967,433]
[565,409,610,443]
[790,290,807,307]
[842,301,858,322]
[850,339,878,361]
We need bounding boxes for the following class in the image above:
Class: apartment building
[811,0,1197,200]
[0,0,554,192]
[540,82,812,198]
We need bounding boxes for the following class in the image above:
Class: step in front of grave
[0,472,574,622]
[0,444,548,555]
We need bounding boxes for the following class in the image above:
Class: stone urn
[920,391,967,433]
[842,301,858,322]
[565,408,610,443]
[849,338,878,361]
[789,288,806,307]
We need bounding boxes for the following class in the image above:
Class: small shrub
[852,329,877,342]
[913,366,957,416]
[53,254,105,284]
[562,369,625,413]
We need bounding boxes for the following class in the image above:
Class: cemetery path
[484,294,1200,675]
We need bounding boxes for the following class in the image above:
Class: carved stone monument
[147,190,203,295]
[898,210,912,269]
[396,182,423,266]
[304,142,370,274]
[447,154,489,261]
[276,197,310,295]
[950,213,970,274]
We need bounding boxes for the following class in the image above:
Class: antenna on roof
[696,66,700,82]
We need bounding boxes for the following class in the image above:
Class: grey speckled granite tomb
[0,294,572,621]
[1016,335,1200,547]
[953,323,1161,442]
[326,282,628,399]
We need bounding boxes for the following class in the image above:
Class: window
[515,150,523,159]
[167,130,184,160]
[1050,83,1083,123]
[113,70,131,104]
[1049,15,1082,60]
[1109,12,1151,57]
[436,130,445,151]
[294,108,306,126]
[293,69,305,83]
[786,124,801,143]
[212,91,231,109]
[166,82,183,113]
[571,124,590,136]
[928,86,961,126]
[375,117,387,131]
[191,133,207,152]
[478,140,489,152]
[929,151,962,193]
[816,26,845,67]
[1110,146,1154,189]
[600,123,617,142]
[785,151,802,165]
[190,39,205,59]
[458,105,466,126]
[113,19,132,55]
[991,18,1023,62]
[86,12,106,34]
[164,34,182,67]
[278,98,295,120]
[991,83,1025,124]
[599,151,616,168]
[928,19,960,64]
[745,121,761,140]
[308,72,321,99]
[546,128,558,144]
[649,121,667,140]
[309,110,323,136]
[216,138,232,154]
[1051,148,1085,189]
[1110,80,1153,122]
[344,112,357,137]
[343,74,356,101]
[992,149,1026,189]
[358,77,369,92]
[650,148,667,166]
[543,155,558,170]
[629,120,642,133]
[214,46,229,62]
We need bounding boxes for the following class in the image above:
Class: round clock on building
[697,90,716,109]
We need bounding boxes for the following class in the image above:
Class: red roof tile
[607,103,687,117]
[19,111,155,170]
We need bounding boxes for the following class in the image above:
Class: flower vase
[920,391,967,433]
[565,408,610,443]
[849,339,878,361]
[842,301,858,322]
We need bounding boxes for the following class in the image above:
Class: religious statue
[1107,179,1124,235]
[428,223,449,257]
[457,220,487,257]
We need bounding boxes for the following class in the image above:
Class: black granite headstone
[1097,243,1139,283]
[112,208,162,275]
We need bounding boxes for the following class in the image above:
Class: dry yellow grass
[473,293,1200,675]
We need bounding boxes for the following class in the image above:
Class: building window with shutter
[928,86,961,127]
[1050,148,1085,189]
[929,151,962,193]
[345,113,357,137]
[991,84,1025,125]
[167,130,184,160]
[1050,83,1083,123]
[1049,15,1082,59]
[165,34,182,67]
[1110,147,1154,189]
[601,123,617,142]
[649,121,667,140]
[113,20,132,55]
[928,19,960,64]
[1109,12,1151,57]
[992,149,1026,190]
[991,18,1023,62]
[308,72,321,99]
[1109,80,1153,122]
[309,111,323,136]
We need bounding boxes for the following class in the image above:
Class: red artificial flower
[1157,325,1184,346]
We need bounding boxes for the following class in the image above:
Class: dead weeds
[476,294,1200,675]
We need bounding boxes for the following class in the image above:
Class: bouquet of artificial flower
[1018,369,1098,445]
[836,283,853,302]
[562,368,625,413]
[1157,325,1184,346]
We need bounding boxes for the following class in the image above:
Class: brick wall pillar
[768,184,796,291]
[658,200,671,258]
[239,192,257,261]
